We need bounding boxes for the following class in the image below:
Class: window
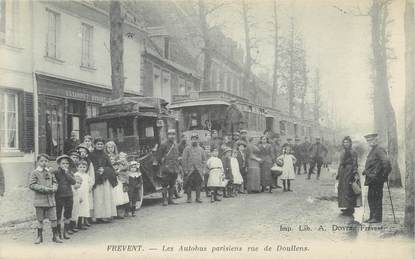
[153,66,161,97]
[161,70,171,102]
[0,92,18,151]
[46,9,60,59]
[86,103,100,118]
[81,23,94,68]
[0,0,19,46]
[185,80,194,93]
[178,77,186,95]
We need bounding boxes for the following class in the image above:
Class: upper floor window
[81,23,94,68]
[46,9,60,59]
[0,91,18,150]
[0,0,19,46]
[178,77,186,95]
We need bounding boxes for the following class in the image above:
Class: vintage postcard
[0,0,414,258]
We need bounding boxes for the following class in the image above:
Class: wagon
[86,97,183,208]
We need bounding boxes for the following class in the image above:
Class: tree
[110,1,124,99]
[369,0,402,187]
[313,69,321,124]
[404,0,415,238]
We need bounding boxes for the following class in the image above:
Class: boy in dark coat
[29,154,62,244]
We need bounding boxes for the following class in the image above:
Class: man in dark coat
[64,131,80,155]
[362,133,391,223]
[182,133,207,203]
[299,137,312,174]
[154,129,180,206]
[307,137,328,180]
[293,138,302,175]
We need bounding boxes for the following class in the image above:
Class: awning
[169,100,230,109]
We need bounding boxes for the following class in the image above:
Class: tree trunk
[370,0,402,187]
[288,17,294,117]
[272,0,279,108]
[404,0,415,238]
[300,59,307,120]
[198,0,212,92]
[242,0,252,98]
[110,1,124,99]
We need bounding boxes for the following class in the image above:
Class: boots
[66,221,74,235]
[34,228,43,244]
[214,190,222,201]
[168,188,178,205]
[70,221,78,233]
[52,227,63,243]
[63,223,71,239]
[57,223,63,239]
[223,188,229,198]
[77,219,87,230]
[287,180,293,192]
[228,186,235,197]
[162,188,168,206]
[195,186,202,203]
[210,191,215,203]
[186,190,192,203]
[131,206,136,217]
[282,180,287,192]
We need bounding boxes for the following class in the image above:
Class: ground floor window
[0,91,19,151]
[45,97,64,157]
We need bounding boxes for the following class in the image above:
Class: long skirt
[247,159,261,192]
[260,160,273,187]
[337,165,362,208]
[113,179,129,206]
[93,180,117,219]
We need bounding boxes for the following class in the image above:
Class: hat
[233,132,240,136]
[190,132,199,139]
[76,144,89,153]
[236,140,247,147]
[112,160,121,166]
[222,146,232,155]
[211,129,218,134]
[129,160,140,167]
[94,137,105,144]
[240,129,248,134]
[68,150,80,157]
[56,154,73,164]
[364,133,378,139]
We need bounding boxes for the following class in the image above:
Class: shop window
[86,103,100,118]
[0,92,18,151]
[46,8,60,59]
[81,23,94,68]
[45,98,64,156]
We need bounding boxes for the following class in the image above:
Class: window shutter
[22,92,34,152]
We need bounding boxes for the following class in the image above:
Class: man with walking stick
[362,133,392,223]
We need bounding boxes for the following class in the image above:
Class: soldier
[362,133,391,223]
[307,137,328,180]
[299,137,312,174]
[154,129,180,206]
[293,138,302,175]
[182,133,207,203]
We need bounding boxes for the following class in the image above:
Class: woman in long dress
[278,146,297,192]
[336,136,362,216]
[246,137,262,193]
[89,138,118,223]
[258,136,274,193]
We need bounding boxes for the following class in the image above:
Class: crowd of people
[28,127,391,244]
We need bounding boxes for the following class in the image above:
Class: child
[230,149,244,197]
[206,148,225,202]
[77,160,91,230]
[70,173,82,233]
[29,154,62,244]
[113,160,130,218]
[76,144,94,226]
[127,161,142,217]
[221,147,234,198]
[277,146,297,192]
[53,155,76,240]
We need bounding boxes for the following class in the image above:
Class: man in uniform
[362,133,391,223]
[307,137,328,180]
[182,133,207,203]
[299,137,312,174]
[154,129,180,206]
[293,138,302,175]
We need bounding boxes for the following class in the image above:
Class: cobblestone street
[1,166,412,259]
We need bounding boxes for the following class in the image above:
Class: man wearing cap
[232,132,240,145]
[307,137,328,180]
[240,130,248,144]
[293,138,302,175]
[182,133,207,203]
[299,137,312,174]
[362,133,392,223]
[282,138,294,152]
[155,129,180,206]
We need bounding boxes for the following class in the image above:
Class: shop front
[36,74,137,158]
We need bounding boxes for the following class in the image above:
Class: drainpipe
[31,1,39,160]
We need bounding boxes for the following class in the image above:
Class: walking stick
[386,180,397,224]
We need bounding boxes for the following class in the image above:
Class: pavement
[0,166,413,259]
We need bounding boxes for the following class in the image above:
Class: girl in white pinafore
[230,150,244,196]
[206,148,225,202]
[277,146,297,192]
[77,160,91,228]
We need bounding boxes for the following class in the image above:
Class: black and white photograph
[0,0,414,258]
